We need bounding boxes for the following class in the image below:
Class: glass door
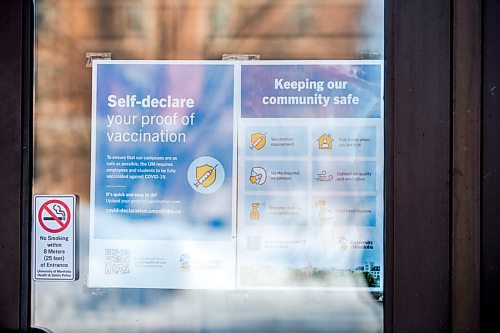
[32,1,384,332]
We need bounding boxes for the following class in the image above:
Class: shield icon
[250,132,266,150]
[195,164,217,188]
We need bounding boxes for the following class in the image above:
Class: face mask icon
[249,167,267,185]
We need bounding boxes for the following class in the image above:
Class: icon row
[243,126,377,158]
[249,132,334,151]
[241,197,376,227]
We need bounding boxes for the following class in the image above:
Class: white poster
[89,60,384,291]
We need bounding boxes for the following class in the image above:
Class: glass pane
[32,1,384,332]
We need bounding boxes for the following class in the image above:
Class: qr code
[105,249,130,275]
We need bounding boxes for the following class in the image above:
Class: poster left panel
[89,61,236,289]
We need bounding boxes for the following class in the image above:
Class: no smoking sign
[33,195,78,281]
[38,199,71,233]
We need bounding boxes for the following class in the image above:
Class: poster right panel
[237,61,384,291]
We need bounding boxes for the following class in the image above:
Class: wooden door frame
[482,0,500,331]
[0,0,487,331]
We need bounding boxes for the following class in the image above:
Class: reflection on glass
[33,1,384,332]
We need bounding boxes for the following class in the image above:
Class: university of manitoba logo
[179,254,191,272]
[339,237,349,251]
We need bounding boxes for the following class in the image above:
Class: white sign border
[32,194,78,282]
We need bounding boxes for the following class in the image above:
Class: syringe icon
[194,164,218,188]
[249,132,267,150]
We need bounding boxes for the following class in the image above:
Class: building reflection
[35,0,382,199]
[33,1,384,332]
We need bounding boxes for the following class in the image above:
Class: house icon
[317,134,333,149]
